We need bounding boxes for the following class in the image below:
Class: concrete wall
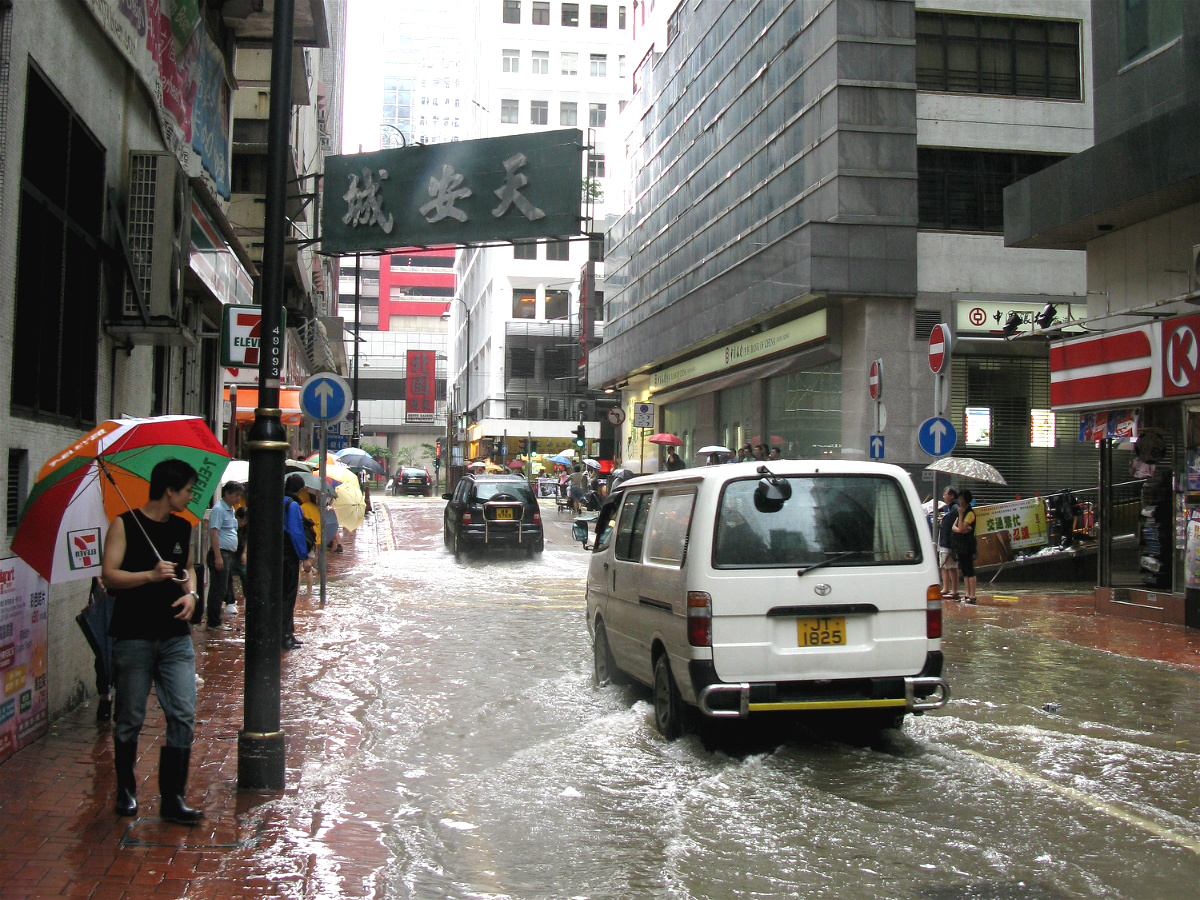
[1086,203,1200,312]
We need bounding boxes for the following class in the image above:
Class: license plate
[797,616,845,647]
[495,508,514,520]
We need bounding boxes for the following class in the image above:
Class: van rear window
[712,475,922,569]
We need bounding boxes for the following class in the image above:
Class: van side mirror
[753,475,792,513]
[572,520,589,544]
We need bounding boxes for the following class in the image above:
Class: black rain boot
[113,738,138,817]
[159,746,204,825]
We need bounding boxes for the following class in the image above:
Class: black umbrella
[75,578,114,689]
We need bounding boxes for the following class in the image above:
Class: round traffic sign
[929,324,950,374]
[868,359,882,401]
[606,406,626,426]
[299,372,353,424]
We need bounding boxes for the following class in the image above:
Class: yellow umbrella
[330,474,366,532]
[485,461,505,474]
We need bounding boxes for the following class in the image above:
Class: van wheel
[653,655,684,740]
[593,622,622,686]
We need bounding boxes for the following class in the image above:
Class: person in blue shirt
[282,474,310,650]
[205,482,243,629]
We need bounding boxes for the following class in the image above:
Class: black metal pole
[353,252,360,448]
[238,0,293,792]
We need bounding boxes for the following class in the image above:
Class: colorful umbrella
[647,433,683,446]
[11,416,230,583]
[925,457,1008,485]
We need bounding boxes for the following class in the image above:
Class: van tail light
[532,511,541,525]
[462,512,473,526]
[687,591,712,647]
[926,584,943,639]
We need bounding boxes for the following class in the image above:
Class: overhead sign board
[221,305,286,368]
[299,372,352,424]
[957,299,1087,336]
[321,129,584,254]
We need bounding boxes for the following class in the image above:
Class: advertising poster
[405,350,437,424]
[976,497,1049,551]
[0,557,49,765]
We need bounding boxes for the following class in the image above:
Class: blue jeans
[112,636,196,748]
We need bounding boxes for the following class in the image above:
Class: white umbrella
[697,445,732,455]
[583,458,601,469]
[925,457,1007,485]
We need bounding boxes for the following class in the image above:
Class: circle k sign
[1164,316,1200,396]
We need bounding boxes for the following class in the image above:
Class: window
[645,491,696,565]
[588,152,606,178]
[560,101,578,126]
[590,53,607,77]
[503,0,520,24]
[589,233,605,262]
[531,50,549,74]
[594,290,605,320]
[916,12,1081,99]
[530,100,549,124]
[713,476,922,568]
[546,289,569,319]
[501,99,519,123]
[544,347,572,377]
[12,66,103,425]
[965,407,992,446]
[513,240,537,260]
[546,238,571,261]
[561,52,578,75]
[502,49,519,73]
[594,503,617,552]
[589,102,607,127]
[619,5,626,28]
[562,2,579,26]
[918,148,1067,232]
[509,347,536,377]
[532,1,550,24]
[1031,409,1056,448]
[615,492,651,561]
[619,54,626,77]
[513,289,537,318]
[7,449,28,537]
[1120,0,1182,64]
[590,4,608,27]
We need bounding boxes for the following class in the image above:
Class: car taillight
[532,512,541,524]
[926,584,943,639]
[461,512,472,526]
[687,591,712,647]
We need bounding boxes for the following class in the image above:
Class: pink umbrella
[647,433,683,446]
[508,458,525,469]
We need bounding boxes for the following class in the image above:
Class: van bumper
[690,653,949,719]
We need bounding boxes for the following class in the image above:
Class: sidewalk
[1,537,1198,897]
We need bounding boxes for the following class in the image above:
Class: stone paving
[1,502,1198,898]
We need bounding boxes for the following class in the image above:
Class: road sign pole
[319,429,327,610]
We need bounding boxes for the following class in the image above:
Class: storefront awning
[223,387,303,426]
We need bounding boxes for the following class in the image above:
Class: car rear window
[474,482,535,504]
[712,475,922,569]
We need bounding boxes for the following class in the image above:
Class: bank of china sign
[321,129,584,254]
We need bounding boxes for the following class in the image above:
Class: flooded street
[285,498,1200,900]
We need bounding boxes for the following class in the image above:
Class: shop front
[1050,314,1200,627]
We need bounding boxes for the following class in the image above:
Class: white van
[581,460,949,738]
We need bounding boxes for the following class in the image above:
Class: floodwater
[284,499,1200,900]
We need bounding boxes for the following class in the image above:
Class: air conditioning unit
[124,152,191,319]
[547,398,564,420]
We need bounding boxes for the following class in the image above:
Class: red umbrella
[647,433,683,446]
[507,458,525,469]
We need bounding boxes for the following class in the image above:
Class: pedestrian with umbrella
[100,458,205,824]
[205,481,243,630]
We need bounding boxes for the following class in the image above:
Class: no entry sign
[929,324,951,374]
[868,359,882,400]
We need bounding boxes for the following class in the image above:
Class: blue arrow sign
[869,435,885,459]
[300,372,352,424]
[918,416,957,457]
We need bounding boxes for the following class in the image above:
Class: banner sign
[0,558,49,765]
[220,305,286,368]
[81,0,233,201]
[322,129,584,254]
[405,350,437,424]
[975,497,1048,550]
[1079,408,1139,443]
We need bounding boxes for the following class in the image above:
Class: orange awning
[223,387,303,426]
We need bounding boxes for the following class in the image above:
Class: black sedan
[443,475,544,556]
[397,466,433,496]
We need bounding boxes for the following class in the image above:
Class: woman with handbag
[952,489,978,604]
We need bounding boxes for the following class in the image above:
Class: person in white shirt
[205,482,242,629]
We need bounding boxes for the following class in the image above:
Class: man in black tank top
[101,458,204,825]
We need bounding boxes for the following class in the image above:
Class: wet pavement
[1,498,1198,899]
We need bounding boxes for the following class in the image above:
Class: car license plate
[797,616,845,647]
[495,508,515,520]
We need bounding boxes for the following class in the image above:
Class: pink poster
[0,558,49,764]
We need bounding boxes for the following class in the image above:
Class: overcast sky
[341,0,388,153]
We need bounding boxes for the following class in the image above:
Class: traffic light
[574,423,586,450]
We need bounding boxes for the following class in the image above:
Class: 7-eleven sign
[220,304,286,368]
